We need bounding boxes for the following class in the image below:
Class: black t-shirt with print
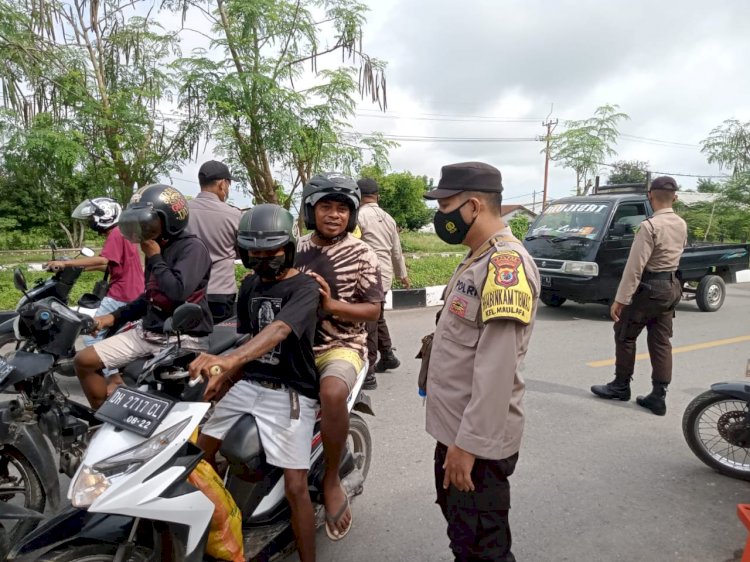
[237,271,320,399]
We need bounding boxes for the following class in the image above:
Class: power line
[355,112,542,124]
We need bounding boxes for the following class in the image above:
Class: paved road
[16,284,750,561]
[301,284,750,562]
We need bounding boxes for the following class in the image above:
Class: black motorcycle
[0,268,100,547]
[683,381,750,481]
[0,242,96,349]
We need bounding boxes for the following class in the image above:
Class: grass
[0,269,104,309]
[393,254,462,289]
[399,232,458,254]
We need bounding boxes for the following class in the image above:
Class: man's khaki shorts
[315,348,364,393]
[92,325,208,371]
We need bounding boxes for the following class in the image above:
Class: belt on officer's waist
[642,270,677,281]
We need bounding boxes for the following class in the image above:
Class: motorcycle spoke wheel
[683,391,750,480]
[0,448,45,548]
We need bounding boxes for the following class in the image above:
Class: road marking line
[586,334,750,368]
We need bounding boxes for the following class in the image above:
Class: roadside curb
[386,269,750,310]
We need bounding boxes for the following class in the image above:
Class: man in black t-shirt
[189,205,320,562]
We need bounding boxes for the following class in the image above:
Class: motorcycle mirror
[169,303,203,335]
[13,268,28,294]
[80,247,95,258]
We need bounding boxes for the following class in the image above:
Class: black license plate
[95,387,174,437]
[541,275,552,288]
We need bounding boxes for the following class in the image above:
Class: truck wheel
[540,291,566,308]
[696,275,725,312]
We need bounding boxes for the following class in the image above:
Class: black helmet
[118,184,189,243]
[237,204,296,269]
[301,172,360,233]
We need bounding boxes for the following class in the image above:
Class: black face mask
[433,200,476,245]
[248,256,287,279]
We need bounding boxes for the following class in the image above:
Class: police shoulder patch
[481,250,533,324]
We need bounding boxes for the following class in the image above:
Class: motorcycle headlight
[71,417,190,508]
[561,261,599,277]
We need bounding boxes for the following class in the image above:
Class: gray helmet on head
[71,197,122,233]
[301,172,361,233]
[237,204,296,270]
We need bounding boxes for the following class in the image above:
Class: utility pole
[542,113,558,209]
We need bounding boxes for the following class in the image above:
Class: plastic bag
[188,459,244,562]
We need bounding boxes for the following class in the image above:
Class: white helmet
[72,197,122,233]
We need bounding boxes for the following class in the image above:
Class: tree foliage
[607,160,649,185]
[0,0,201,205]
[508,214,530,240]
[549,104,630,195]
[172,0,392,206]
[359,165,432,230]
[700,119,750,177]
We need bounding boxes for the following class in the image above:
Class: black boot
[636,382,668,416]
[591,376,631,401]
[363,373,378,390]
[375,350,400,373]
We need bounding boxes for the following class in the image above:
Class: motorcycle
[0,268,101,547]
[0,242,99,350]
[682,376,750,481]
[10,303,374,562]
[0,503,44,560]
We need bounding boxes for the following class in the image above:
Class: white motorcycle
[9,303,374,562]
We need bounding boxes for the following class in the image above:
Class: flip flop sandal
[325,487,352,541]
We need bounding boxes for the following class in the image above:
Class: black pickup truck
[523,183,750,312]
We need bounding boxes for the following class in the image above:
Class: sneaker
[375,350,400,373]
[363,373,378,390]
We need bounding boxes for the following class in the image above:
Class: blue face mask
[433,200,476,245]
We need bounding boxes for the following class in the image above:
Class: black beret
[357,178,379,195]
[650,176,679,191]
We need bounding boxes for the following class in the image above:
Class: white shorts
[201,380,319,470]
[92,323,208,371]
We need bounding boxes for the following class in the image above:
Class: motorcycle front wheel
[0,447,45,547]
[683,390,750,481]
[39,544,152,562]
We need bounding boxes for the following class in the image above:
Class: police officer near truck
[420,162,540,562]
[591,176,687,415]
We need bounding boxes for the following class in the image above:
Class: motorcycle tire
[39,544,152,562]
[348,413,373,480]
[682,390,750,481]
[0,447,45,546]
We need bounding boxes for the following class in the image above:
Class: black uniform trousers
[365,302,393,374]
[435,442,518,562]
[614,274,682,384]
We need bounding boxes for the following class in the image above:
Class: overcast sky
[167,0,750,209]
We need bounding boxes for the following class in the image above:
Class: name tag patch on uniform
[482,251,533,324]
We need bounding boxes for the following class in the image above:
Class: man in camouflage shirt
[296,173,383,541]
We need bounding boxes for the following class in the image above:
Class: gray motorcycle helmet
[301,173,361,233]
[237,204,296,270]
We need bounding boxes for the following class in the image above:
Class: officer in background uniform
[357,178,411,389]
[422,162,540,562]
[591,176,687,415]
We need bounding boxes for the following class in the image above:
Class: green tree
[607,160,649,185]
[173,0,392,206]
[508,214,530,240]
[700,119,750,177]
[359,165,432,230]
[549,104,630,195]
[0,0,201,204]
[696,178,722,193]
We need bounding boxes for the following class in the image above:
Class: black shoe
[363,373,378,390]
[591,376,631,401]
[636,383,667,416]
[375,350,400,373]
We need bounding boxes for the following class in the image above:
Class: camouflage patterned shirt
[296,233,384,357]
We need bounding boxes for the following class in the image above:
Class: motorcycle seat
[120,358,147,383]
[220,414,267,475]
[207,325,242,355]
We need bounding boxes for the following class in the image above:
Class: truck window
[529,202,612,240]
[610,203,647,234]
